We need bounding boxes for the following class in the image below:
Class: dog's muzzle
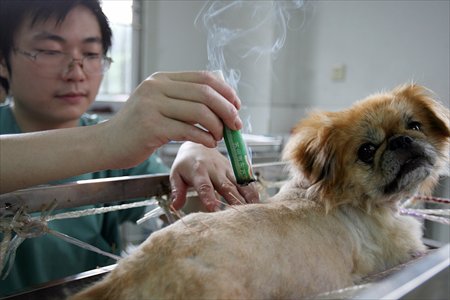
[381,135,436,194]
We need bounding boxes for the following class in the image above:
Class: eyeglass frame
[12,48,113,75]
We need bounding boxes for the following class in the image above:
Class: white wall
[306,0,450,110]
[139,0,449,136]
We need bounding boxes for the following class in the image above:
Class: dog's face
[283,84,450,211]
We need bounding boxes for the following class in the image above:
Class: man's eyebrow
[32,31,65,43]
[83,36,103,44]
[31,31,102,44]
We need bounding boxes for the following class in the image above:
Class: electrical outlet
[331,64,346,81]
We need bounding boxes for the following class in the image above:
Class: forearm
[0,122,116,194]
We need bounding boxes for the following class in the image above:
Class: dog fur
[70,84,449,299]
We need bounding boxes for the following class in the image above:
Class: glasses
[13,48,113,76]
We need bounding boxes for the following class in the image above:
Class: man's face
[4,5,104,128]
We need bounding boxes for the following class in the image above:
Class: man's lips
[56,92,87,104]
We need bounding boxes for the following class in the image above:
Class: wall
[305,0,449,110]
[140,0,449,135]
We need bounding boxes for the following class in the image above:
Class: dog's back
[70,194,424,300]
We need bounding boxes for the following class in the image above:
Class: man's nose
[62,58,86,79]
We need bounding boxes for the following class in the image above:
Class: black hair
[0,0,112,93]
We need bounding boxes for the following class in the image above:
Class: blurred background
[94,0,449,243]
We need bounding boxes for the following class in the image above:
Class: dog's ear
[283,111,343,205]
[393,84,450,138]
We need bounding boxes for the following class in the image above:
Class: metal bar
[352,243,450,300]
[0,162,288,214]
[3,264,116,300]
[0,173,171,214]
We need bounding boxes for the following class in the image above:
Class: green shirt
[0,104,169,296]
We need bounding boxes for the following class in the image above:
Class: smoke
[195,0,305,91]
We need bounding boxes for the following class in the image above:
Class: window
[98,0,134,102]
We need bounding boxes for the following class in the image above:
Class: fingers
[215,180,246,206]
[216,172,259,206]
[125,70,244,150]
[169,142,260,214]
[191,177,260,211]
[191,163,259,210]
[152,71,241,109]
[237,182,260,204]
[154,118,218,149]
[169,172,188,210]
[170,168,218,212]
[159,98,224,141]
[108,70,245,171]
[148,71,243,131]
[189,172,220,212]
[170,146,219,212]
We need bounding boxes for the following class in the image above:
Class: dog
[70,84,449,299]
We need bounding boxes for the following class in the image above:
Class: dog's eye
[407,121,422,131]
[358,143,377,164]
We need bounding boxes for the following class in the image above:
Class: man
[0,0,258,296]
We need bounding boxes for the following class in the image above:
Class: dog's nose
[388,136,413,150]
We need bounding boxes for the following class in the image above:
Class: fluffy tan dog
[70,84,449,300]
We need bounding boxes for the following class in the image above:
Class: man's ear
[0,57,8,78]
[0,62,7,78]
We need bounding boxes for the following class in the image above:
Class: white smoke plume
[195,0,305,91]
